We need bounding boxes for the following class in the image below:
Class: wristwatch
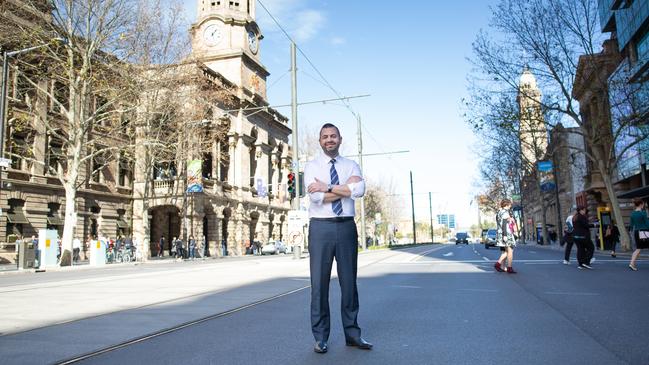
[327,184,333,193]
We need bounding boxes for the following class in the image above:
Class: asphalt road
[50,243,649,365]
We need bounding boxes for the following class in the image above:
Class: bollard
[293,245,301,259]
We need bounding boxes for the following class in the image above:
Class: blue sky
[181,0,498,228]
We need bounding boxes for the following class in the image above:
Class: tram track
[52,244,439,364]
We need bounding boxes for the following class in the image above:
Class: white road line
[544,292,600,296]
[457,288,499,292]
[394,285,422,289]
[443,252,454,257]
[482,257,490,261]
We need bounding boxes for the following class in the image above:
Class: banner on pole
[538,160,556,192]
[186,160,203,193]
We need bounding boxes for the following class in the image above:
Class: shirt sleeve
[304,161,325,205]
[347,161,365,200]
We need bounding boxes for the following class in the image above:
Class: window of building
[118,157,132,187]
[47,140,64,175]
[11,67,35,102]
[91,153,106,183]
[116,209,129,237]
[249,147,257,187]
[153,161,177,180]
[202,153,213,179]
[637,31,649,63]
[9,133,28,170]
[229,1,239,9]
[219,141,229,182]
[5,199,29,240]
[46,203,64,235]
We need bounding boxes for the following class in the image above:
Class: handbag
[638,230,649,240]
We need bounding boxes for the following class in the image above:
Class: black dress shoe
[314,341,328,353]
[345,338,373,350]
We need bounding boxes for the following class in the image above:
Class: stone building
[130,0,292,258]
[0,0,134,261]
[0,0,292,260]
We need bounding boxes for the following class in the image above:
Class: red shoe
[506,267,517,274]
[494,262,504,272]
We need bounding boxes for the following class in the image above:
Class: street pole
[0,51,8,195]
[410,171,416,244]
[290,42,300,211]
[357,115,367,250]
[429,192,434,243]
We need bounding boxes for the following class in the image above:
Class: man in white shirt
[304,123,372,354]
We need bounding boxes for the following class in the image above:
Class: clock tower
[191,0,269,99]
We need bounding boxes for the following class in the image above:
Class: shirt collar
[318,153,341,164]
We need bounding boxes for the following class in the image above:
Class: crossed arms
[307,176,364,204]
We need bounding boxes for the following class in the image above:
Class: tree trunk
[59,184,77,266]
[602,172,631,251]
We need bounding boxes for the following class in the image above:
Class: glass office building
[599,0,649,181]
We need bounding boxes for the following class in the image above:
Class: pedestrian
[32,235,40,268]
[171,236,177,258]
[604,223,620,258]
[189,236,196,259]
[304,123,372,354]
[563,206,577,265]
[72,238,81,263]
[629,199,649,271]
[494,199,518,274]
[572,205,594,269]
[159,236,165,257]
[202,236,209,258]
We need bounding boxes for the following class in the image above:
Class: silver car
[261,240,287,255]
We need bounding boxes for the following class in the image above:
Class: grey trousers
[309,218,361,342]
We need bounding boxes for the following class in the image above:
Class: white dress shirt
[304,154,365,218]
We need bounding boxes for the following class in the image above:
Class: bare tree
[467,0,648,250]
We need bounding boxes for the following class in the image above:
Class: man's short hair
[320,123,340,137]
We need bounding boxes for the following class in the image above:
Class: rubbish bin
[292,245,302,259]
[18,241,36,269]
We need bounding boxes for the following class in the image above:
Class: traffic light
[287,172,295,198]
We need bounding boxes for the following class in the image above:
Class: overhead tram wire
[257,0,390,156]
[222,94,371,113]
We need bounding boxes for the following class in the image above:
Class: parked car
[484,229,498,249]
[261,240,287,255]
[455,232,469,245]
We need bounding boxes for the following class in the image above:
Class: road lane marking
[482,257,490,261]
[457,288,499,293]
[544,292,600,296]
[394,285,422,289]
[443,252,454,257]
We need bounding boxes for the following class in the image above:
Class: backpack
[565,215,574,234]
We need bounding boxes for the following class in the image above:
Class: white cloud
[256,0,326,43]
[293,10,326,42]
[330,36,346,46]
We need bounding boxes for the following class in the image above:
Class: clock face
[203,24,223,46]
[247,30,259,54]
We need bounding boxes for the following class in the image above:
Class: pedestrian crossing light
[287,172,296,198]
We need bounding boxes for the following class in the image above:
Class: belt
[310,216,355,222]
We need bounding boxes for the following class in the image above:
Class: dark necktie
[330,159,343,216]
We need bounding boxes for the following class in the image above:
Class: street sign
[288,210,308,247]
[0,158,10,168]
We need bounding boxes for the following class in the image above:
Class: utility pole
[429,192,434,243]
[290,42,300,210]
[410,171,416,244]
[357,115,367,250]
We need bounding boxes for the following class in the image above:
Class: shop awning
[617,185,649,199]
[116,219,129,228]
[6,212,29,224]
[47,216,64,226]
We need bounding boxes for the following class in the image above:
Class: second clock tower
[191,0,269,99]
